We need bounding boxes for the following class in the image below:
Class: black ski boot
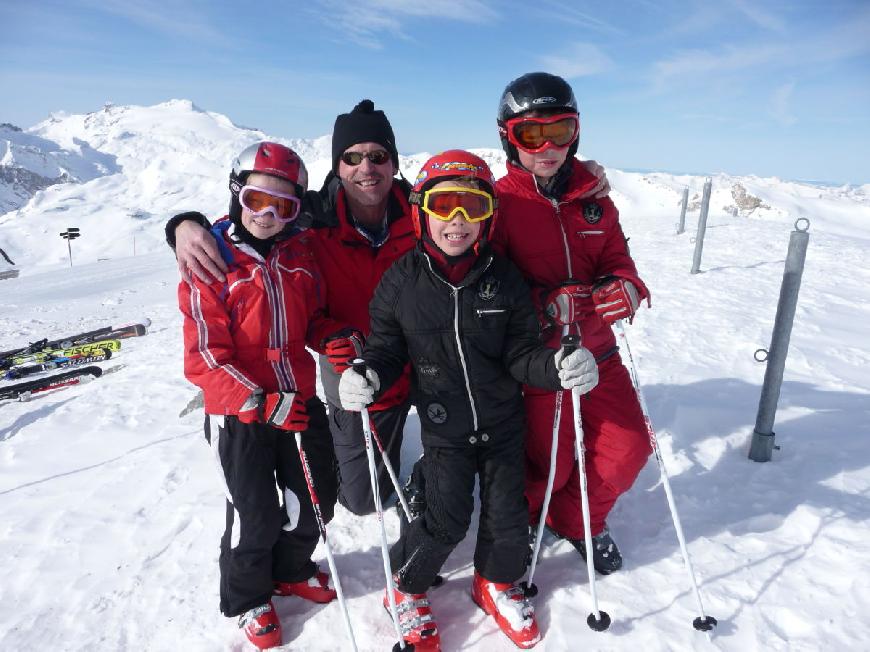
[568,527,623,575]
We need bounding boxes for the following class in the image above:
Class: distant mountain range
[1,99,868,270]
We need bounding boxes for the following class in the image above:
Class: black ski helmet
[497,72,580,163]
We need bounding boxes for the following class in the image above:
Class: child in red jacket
[492,72,653,575]
[178,142,342,650]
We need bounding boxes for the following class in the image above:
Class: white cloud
[84,0,224,42]
[731,0,787,33]
[651,8,870,89]
[314,0,500,49]
[653,44,782,87]
[538,43,614,79]
[770,82,797,126]
[536,0,625,35]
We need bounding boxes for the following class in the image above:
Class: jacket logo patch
[426,402,448,425]
[583,202,603,224]
[478,276,500,301]
[418,359,440,379]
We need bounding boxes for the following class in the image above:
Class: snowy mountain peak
[1,99,868,269]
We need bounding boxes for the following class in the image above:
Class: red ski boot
[383,586,441,651]
[238,601,282,650]
[471,571,541,649]
[274,566,337,603]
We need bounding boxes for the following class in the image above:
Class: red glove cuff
[546,283,594,326]
[263,392,309,432]
[324,330,365,373]
[592,277,641,325]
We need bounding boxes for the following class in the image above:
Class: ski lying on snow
[0,364,124,402]
[0,318,149,364]
[3,339,123,368]
[4,350,113,380]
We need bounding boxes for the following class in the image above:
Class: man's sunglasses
[340,150,392,166]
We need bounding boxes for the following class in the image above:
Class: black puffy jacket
[364,244,562,449]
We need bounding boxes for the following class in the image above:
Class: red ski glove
[324,329,365,373]
[545,282,594,326]
[239,391,309,432]
[592,276,644,325]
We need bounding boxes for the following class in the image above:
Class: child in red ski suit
[492,72,653,575]
[178,142,343,650]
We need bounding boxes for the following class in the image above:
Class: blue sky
[2,0,869,184]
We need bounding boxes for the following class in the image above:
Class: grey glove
[556,347,599,393]
[338,367,380,411]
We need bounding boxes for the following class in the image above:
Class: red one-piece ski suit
[492,159,653,538]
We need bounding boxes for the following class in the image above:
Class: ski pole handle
[561,334,579,357]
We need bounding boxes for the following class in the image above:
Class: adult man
[169,100,413,515]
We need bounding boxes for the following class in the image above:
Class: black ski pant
[389,434,529,595]
[327,399,410,516]
[205,398,337,617]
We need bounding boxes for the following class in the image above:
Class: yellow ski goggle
[420,186,495,223]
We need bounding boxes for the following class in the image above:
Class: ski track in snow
[2,146,870,649]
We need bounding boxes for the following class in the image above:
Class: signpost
[60,227,81,267]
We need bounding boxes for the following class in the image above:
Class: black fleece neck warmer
[538,159,574,201]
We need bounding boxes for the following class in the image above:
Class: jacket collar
[502,158,600,204]
[417,242,494,290]
[308,174,412,246]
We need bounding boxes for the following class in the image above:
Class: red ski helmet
[409,150,498,246]
[228,141,308,223]
[229,141,308,197]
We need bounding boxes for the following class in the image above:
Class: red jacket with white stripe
[492,159,648,358]
[178,220,341,416]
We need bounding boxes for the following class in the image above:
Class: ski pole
[614,321,717,634]
[523,325,571,599]
[294,432,359,652]
[352,360,410,652]
[564,332,611,632]
[368,420,412,520]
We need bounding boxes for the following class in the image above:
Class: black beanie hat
[331,99,399,172]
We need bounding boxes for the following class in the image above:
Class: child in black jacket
[338,150,599,650]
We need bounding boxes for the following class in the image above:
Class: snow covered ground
[1,100,869,650]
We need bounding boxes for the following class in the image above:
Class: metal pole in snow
[677,187,689,234]
[690,179,712,274]
[748,218,811,462]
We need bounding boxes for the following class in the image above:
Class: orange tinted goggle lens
[240,187,300,221]
[512,116,578,149]
[424,189,493,222]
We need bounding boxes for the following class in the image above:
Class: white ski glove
[556,347,599,394]
[338,367,380,411]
